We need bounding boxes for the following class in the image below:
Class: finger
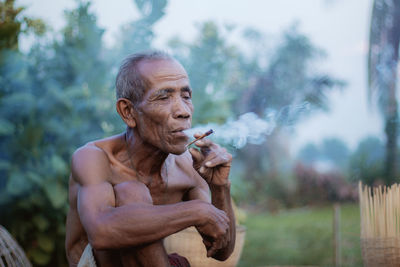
[189,147,203,166]
[215,209,229,223]
[193,132,204,138]
[195,141,212,156]
[223,228,229,247]
[207,242,218,257]
[226,227,231,244]
[194,139,215,148]
[202,239,212,248]
[199,166,213,183]
[204,154,232,168]
[218,235,227,251]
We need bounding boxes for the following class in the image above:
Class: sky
[17,0,384,154]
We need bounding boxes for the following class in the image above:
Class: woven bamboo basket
[164,225,246,267]
[361,237,400,267]
[0,225,32,267]
[359,183,400,267]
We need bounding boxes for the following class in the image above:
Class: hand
[194,200,230,257]
[189,133,232,186]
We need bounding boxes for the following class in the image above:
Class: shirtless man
[65,51,236,267]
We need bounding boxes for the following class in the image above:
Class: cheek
[139,108,170,136]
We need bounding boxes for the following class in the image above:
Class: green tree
[0,0,170,265]
[0,0,45,51]
[368,0,400,184]
[298,143,321,165]
[235,26,344,205]
[168,21,240,125]
[112,0,167,64]
[321,138,349,169]
[0,2,113,265]
[348,136,384,185]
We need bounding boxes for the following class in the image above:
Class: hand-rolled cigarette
[186,129,214,148]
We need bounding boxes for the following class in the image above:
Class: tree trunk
[384,1,400,184]
[384,104,398,184]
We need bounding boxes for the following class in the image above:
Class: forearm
[210,183,236,260]
[88,200,201,250]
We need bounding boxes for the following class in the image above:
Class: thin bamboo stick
[359,182,400,238]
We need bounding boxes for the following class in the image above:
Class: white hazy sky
[18,0,384,154]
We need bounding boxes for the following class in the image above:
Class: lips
[171,127,189,138]
[172,127,187,133]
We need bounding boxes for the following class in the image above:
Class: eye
[158,94,169,100]
[182,92,192,100]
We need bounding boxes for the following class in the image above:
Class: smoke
[184,102,311,149]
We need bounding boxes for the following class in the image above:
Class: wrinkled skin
[65,58,235,267]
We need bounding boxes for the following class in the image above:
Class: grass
[237,203,362,267]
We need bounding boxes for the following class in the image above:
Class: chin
[167,143,187,155]
[169,147,186,155]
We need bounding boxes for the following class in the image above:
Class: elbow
[87,222,112,250]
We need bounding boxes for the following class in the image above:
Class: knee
[114,181,153,206]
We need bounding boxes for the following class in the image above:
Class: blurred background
[0,0,398,266]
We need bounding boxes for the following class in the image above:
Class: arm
[188,136,236,261]
[72,145,228,250]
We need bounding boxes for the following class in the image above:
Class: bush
[294,163,357,206]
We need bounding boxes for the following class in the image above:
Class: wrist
[210,181,231,192]
[189,199,209,226]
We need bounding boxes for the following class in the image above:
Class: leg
[114,181,170,267]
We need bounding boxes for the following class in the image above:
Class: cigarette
[186,129,214,147]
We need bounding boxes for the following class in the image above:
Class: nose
[172,98,191,119]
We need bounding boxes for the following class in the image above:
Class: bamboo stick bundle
[359,182,400,267]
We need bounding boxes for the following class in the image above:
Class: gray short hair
[115,50,174,108]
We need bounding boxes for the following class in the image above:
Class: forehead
[138,59,189,90]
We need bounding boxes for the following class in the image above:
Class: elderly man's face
[135,59,193,154]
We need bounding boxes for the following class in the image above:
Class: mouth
[171,127,189,138]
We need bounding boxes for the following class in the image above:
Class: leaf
[0,118,15,135]
[33,215,49,231]
[0,160,11,170]
[1,92,36,115]
[44,181,67,209]
[28,247,51,265]
[37,234,54,253]
[51,155,68,175]
[26,171,42,185]
[6,171,33,196]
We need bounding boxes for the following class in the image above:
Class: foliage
[168,21,240,125]
[233,26,344,208]
[0,2,111,265]
[239,204,362,267]
[0,0,165,265]
[348,136,385,185]
[235,25,345,117]
[321,138,350,168]
[298,143,321,165]
[112,0,167,66]
[297,137,350,170]
[294,163,357,205]
[0,0,45,51]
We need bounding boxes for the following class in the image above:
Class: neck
[125,127,168,179]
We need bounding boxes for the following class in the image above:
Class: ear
[116,98,137,128]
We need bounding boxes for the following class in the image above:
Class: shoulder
[71,141,111,186]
